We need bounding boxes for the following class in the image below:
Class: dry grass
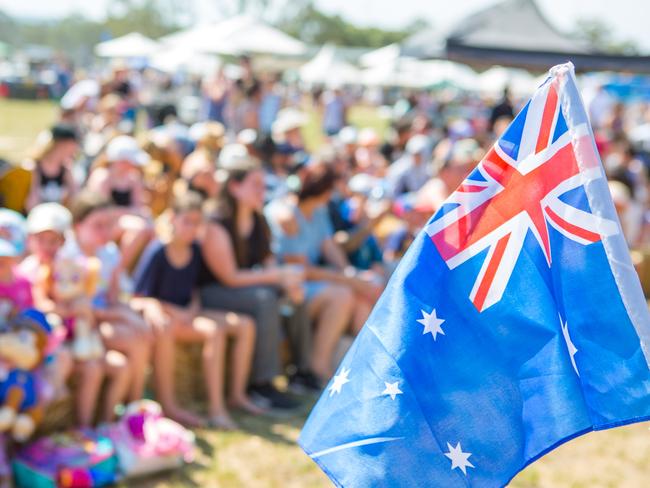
[2,98,650,487]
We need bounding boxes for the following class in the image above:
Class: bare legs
[308,284,355,381]
[148,306,260,429]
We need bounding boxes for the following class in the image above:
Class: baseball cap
[0,209,26,257]
[106,135,150,167]
[348,173,379,197]
[237,128,258,146]
[26,203,72,235]
[405,135,430,156]
[218,144,260,172]
[357,128,380,147]
[272,108,307,136]
[338,126,358,145]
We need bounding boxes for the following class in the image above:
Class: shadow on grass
[233,393,317,447]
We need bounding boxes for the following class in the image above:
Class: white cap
[106,135,149,166]
[338,126,358,145]
[218,144,259,171]
[272,108,307,135]
[237,128,258,145]
[357,128,380,147]
[406,135,430,156]
[26,203,72,235]
[60,79,100,110]
[348,173,379,196]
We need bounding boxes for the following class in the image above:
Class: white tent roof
[359,43,401,68]
[95,32,160,58]
[361,58,477,90]
[299,45,361,86]
[161,16,306,56]
[478,65,537,96]
[149,47,221,76]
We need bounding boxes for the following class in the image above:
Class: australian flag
[299,62,650,487]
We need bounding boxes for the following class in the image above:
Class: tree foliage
[572,19,638,55]
[276,1,425,48]
[0,0,183,62]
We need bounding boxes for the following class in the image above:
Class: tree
[103,0,184,39]
[276,2,423,48]
[572,19,638,55]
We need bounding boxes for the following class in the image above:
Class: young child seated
[134,193,262,430]
[0,209,32,321]
[66,191,152,407]
[22,202,129,427]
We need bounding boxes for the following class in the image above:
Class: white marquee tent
[95,32,160,58]
[160,16,307,57]
[299,45,361,86]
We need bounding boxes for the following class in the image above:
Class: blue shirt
[266,204,334,265]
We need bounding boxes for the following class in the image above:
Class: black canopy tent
[438,0,650,73]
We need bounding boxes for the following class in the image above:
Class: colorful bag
[12,429,118,488]
[100,400,195,478]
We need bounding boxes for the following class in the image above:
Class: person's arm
[321,237,349,271]
[131,178,146,209]
[335,201,391,254]
[63,166,77,204]
[201,222,282,288]
[25,166,41,211]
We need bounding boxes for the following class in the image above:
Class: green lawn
[2,98,650,487]
[0,99,58,162]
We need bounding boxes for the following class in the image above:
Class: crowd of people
[1,56,649,435]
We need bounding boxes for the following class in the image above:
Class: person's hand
[280,265,306,304]
[141,300,170,330]
[345,269,384,302]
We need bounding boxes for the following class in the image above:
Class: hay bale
[37,395,75,435]
[174,343,205,405]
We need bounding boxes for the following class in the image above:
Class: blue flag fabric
[299,62,650,487]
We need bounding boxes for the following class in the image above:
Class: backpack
[12,429,118,488]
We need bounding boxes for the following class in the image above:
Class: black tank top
[197,214,272,286]
[38,164,65,186]
[111,188,133,207]
[37,163,66,203]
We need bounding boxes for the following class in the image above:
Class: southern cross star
[382,381,403,400]
[328,367,351,397]
[444,442,475,475]
[417,309,445,340]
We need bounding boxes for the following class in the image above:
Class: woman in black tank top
[199,150,318,408]
[25,124,79,210]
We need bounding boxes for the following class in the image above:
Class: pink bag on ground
[99,400,195,478]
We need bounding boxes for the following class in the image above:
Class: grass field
[2,98,650,487]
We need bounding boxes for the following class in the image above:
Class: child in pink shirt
[0,209,32,321]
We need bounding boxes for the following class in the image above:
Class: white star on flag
[328,367,351,397]
[417,309,445,340]
[444,442,474,475]
[560,316,579,376]
[382,381,403,400]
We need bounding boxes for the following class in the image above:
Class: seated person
[265,163,382,383]
[23,203,129,427]
[135,194,262,430]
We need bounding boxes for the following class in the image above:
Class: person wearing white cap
[25,123,79,211]
[86,135,149,211]
[272,107,307,152]
[384,134,434,198]
[86,135,154,272]
[0,209,32,324]
[19,203,72,282]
